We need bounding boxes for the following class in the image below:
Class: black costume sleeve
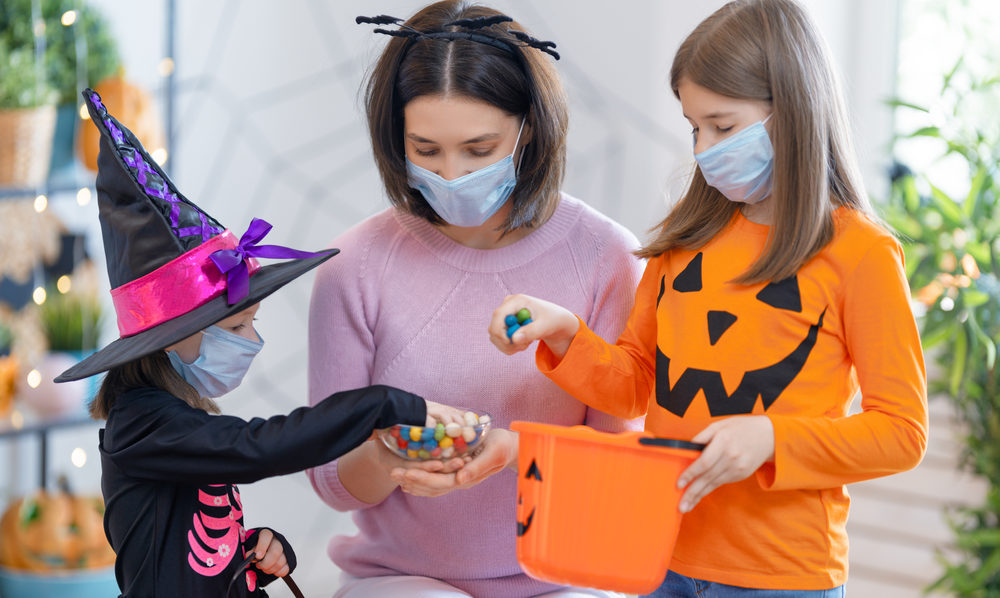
[242,527,297,588]
[101,384,426,484]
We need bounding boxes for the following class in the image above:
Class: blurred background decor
[0,477,117,598]
[886,0,1000,593]
[0,0,122,183]
[0,15,58,188]
[0,321,16,418]
[76,70,165,172]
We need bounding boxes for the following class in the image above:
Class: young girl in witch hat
[56,89,459,598]
[490,0,927,595]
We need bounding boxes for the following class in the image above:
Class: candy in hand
[505,308,533,338]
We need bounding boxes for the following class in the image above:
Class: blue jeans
[643,571,846,597]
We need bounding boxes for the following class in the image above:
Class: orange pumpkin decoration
[0,490,115,572]
[0,355,16,417]
[77,73,165,172]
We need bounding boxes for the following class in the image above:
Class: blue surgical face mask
[406,118,525,227]
[167,325,263,398]
[694,116,773,204]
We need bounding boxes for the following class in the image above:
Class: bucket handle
[638,437,706,451]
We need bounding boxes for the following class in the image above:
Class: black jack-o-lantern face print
[516,458,543,537]
[656,252,827,417]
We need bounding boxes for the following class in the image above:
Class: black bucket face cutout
[517,458,543,537]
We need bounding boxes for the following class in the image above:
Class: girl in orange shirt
[489,0,928,595]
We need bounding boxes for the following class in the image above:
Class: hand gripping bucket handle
[512,422,703,595]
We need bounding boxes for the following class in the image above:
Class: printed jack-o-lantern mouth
[656,252,827,417]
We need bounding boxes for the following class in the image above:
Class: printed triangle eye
[707,310,738,345]
[673,252,703,293]
[525,459,542,481]
[756,275,802,312]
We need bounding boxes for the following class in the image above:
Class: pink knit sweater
[306,194,644,597]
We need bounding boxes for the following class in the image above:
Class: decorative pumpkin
[77,73,165,171]
[0,355,16,417]
[0,490,115,572]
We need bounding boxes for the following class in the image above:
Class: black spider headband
[356,14,560,60]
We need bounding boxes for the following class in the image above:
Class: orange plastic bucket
[511,422,703,594]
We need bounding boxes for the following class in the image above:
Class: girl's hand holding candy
[489,294,580,359]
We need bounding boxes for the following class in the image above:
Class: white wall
[2,2,904,596]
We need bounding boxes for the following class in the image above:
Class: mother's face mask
[406,118,526,227]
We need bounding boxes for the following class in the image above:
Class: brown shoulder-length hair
[638,0,872,284]
[363,0,568,233]
[90,350,218,420]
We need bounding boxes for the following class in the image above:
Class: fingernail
[679,502,690,513]
[677,477,687,488]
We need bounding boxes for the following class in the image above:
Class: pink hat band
[110,230,261,337]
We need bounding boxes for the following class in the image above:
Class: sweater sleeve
[760,237,928,490]
[537,258,660,420]
[579,225,647,433]
[103,386,426,485]
[306,229,383,511]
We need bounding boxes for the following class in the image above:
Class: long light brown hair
[363,0,568,233]
[90,350,218,420]
[638,0,872,284]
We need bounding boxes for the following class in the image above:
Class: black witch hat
[56,89,338,382]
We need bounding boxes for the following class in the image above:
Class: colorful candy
[380,411,491,461]
[505,308,533,339]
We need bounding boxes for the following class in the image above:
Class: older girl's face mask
[406,118,525,227]
[694,116,774,204]
[167,325,263,398]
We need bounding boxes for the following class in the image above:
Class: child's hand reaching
[250,528,290,577]
[489,294,579,359]
[424,400,466,428]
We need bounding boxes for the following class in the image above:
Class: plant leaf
[949,322,968,397]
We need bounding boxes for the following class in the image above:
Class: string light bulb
[152,148,168,165]
[79,103,90,119]
[26,369,41,389]
[57,275,72,294]
[34,194,48,213]
[158,57,175,77]
[32,286,47,305]
[77,187,92,206]
[61,10,77,26]
[71,447,88,468]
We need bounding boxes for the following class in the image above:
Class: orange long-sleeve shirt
[537,208,928,590]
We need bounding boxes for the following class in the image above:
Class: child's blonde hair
[639,0,871,284]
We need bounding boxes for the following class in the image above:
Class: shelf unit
[0,0,177,495]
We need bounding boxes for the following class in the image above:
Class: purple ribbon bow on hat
[210,218,327,305]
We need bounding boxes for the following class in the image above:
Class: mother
[307,2,643,596]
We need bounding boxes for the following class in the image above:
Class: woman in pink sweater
[307,2,643,596]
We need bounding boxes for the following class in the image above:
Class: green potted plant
[0,0,121,181]
[885,59,1000,595]
[0,36,58,187]
[18,284,102,417]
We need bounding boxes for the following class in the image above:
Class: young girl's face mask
[406,118,525,228]
[168,325,263,398]
[694,116,774,205]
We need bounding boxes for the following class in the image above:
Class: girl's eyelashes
[468,147,495,157]
[718,125,734,133]
[414,147,438,157]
